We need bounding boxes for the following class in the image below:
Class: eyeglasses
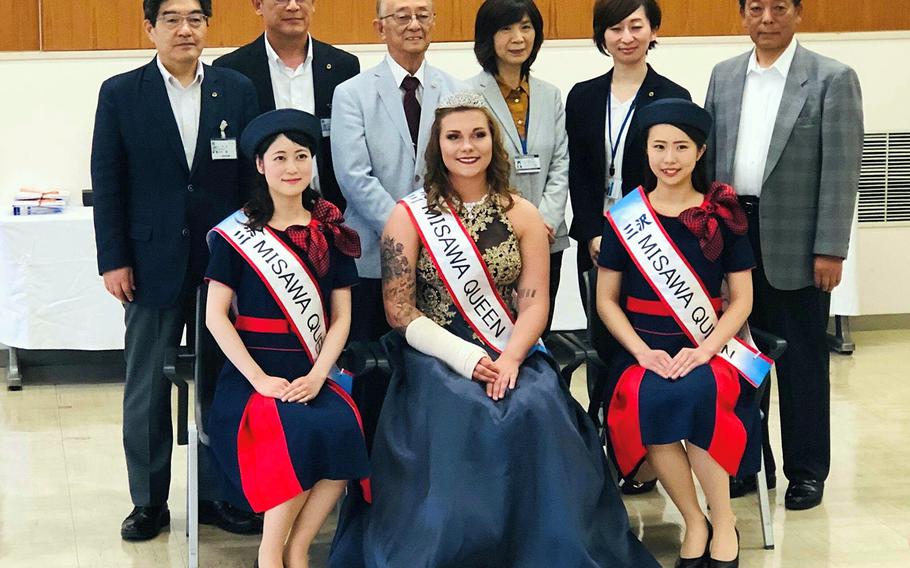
[156,13,209,30]
[379,11,435,27]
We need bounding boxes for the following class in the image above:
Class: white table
[0,207,125,389]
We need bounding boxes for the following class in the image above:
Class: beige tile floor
[2,329,909,567]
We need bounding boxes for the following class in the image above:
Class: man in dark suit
[92,0,262,540]
[214,0,359,210]
[705,0,863,510]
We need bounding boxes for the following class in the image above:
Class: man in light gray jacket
[705,0,863,511]
[330,0,462,446]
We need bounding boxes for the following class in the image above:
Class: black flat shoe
[785,479,824,510]
[620,477,658,495]
[121,505,170,541]
[708,527,739,568]
[199,500,263,535]
[729,472,776,498]
[675,518,712,568]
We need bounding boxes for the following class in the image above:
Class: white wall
[1,31,908,324]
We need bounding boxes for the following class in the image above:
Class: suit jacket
[705,43,864,290]
[91,59,259,308]
[213,34,360,210]
[468,71,570,253]
[566,65,691,272]
[331,60,464,278]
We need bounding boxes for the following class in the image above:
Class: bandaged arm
[405,316,488,380]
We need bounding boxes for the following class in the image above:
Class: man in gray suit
[705,0,863,510]
[330,0,462,446]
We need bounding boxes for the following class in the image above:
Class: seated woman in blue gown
[328,92,658,568]
[596,99,762,568]
[205,109,370,568]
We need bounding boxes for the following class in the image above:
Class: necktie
[401,76,421,151]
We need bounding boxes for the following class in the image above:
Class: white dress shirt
[157,56,204,170]
[385,54,426,104]
[264,32,316,113]
[605,95,636,211]
[732,39,798,197]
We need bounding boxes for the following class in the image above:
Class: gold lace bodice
[416,196,521,332]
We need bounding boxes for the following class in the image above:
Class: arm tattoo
[381,236,421,334]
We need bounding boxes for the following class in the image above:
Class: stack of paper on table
[12,188,70,215]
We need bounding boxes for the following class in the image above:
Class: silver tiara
[437,91,489,111]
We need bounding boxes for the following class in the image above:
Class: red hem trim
[706,359,748,475]
[607,365,648,477]
[325,379,372,504]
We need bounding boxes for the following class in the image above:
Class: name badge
[514,154,541,174]
[320,118,332,138]
[210,138,238,160]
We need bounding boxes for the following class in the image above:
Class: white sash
[606,188,772,387]
[209,211,328,366]
[401,191,521,354]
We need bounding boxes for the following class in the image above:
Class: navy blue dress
[330,197,658,568]
[597,193,761,479]
[205,227,370,513]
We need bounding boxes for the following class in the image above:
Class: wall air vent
[858,132,910,223]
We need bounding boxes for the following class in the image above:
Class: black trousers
[350,278,392,452]
[743,200,831,483]
[543,251,564,337]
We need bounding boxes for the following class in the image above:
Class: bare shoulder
[503,195,545,237]
[383,203,415,236]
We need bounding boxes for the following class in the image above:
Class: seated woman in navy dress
[596,99,762,568]
[204,109,369,568]
[328,92,658,568]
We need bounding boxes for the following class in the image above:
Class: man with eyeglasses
[214,0,360,211]
[705,0,863,511]
[92,0,262,541]
[330,0,463,450]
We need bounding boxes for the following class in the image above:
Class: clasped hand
[252,372,326,403]
[472,354,521,401]
[637,346,713,380]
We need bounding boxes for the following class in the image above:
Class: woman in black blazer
[565,0,690,494]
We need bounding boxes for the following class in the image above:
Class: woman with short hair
[468,0,569,333]
[566,0,691,495]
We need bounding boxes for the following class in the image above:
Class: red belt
[626,296,723,317]
[235,316,291,334]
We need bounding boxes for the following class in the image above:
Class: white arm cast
[404,316,488,380]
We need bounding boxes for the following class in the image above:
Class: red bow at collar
[677,183,748,262]
[285,200,361,277]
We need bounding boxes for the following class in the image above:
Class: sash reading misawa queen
[606,188,772,388]
[208,211,332,372]
[401,190,532,355]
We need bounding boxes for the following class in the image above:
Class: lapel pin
[326,63,333,70]
[212,91,219,98]
[648,91,654,97]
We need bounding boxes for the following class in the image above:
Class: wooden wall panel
[31,0,910,53]
[0,0,40,51]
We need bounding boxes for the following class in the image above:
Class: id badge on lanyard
[514,105,541,175]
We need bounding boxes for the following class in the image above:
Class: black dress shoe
[199,500,263,535]
[729,472,776,498]
[121,505,170,541]
[708,527,739,568]
[620,477,658,495]
[675,518,712,568]
[785,479,824,510]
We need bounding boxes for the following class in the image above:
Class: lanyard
[520,100,530,155]
[607,91,637,178]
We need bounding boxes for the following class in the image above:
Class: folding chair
[164,283,378,568]
[577,271,785,550]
